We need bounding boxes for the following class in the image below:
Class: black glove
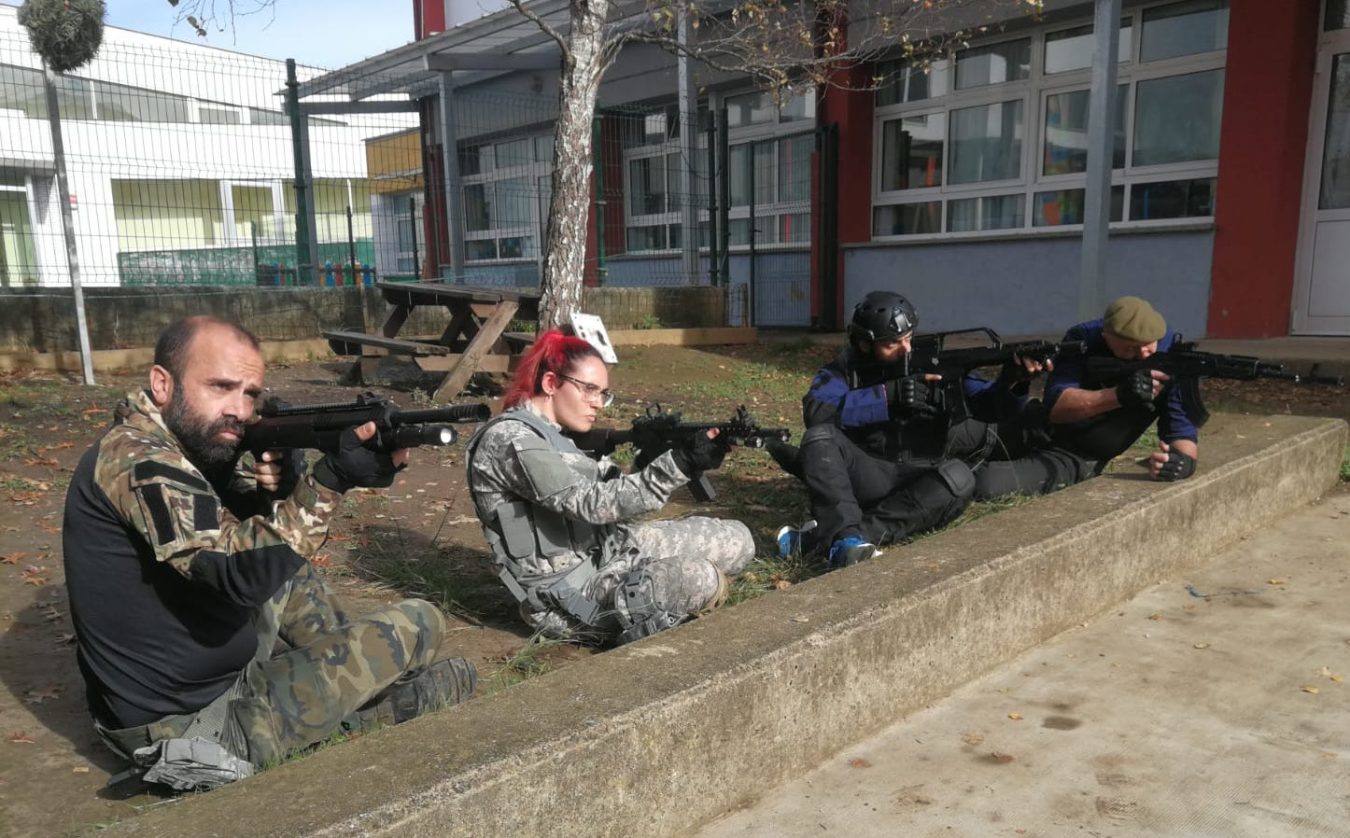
[1115,369,1157,412]
[890,376,941,420]
[670,433,729,476]
[1156,449,1196,482]
[313,426,399,492]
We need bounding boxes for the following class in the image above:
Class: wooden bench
[329,282,542,401]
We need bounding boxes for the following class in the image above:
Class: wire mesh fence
[0,11,821,327]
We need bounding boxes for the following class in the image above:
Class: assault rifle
[243,392,490,455]
[1083,343,1344,426]
[571,403,791,501]
[897,328,1088,422]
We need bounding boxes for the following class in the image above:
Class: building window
[871,0,1225,240]
[1132,69,1224,166]
[1043,85,1127,175]
[955,39,1031,89]
[1044,21,1133,74]
[459,133,552,263]
[1139,0,1229,62]
[621,89,813,253]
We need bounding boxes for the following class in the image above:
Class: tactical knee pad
[935,460,976,500]
[613,563,694,644]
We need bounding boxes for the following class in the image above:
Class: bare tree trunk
[538,0,609,331]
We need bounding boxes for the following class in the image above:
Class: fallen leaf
[961,732,985,746]
[1193,642,1211,650]
[0,551,26,565]
[1333,675,1345,684]
[23,685,62,704]
[848,758,872,769]
[1302,685,1320,695]
[6,731,34,744]
[71,766,90,774]
[310,554,333,569]
[988,752,1016,764]
[1147,612,1162,621]
[1008,712,1023,721]
[37,523,59,535]
[57,633,76,646]
[790,616,809,623]
[771,579,792,591]
[1267,578,1287,586]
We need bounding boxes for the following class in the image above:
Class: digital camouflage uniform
[63,390,449,779]
[467,404,754,643]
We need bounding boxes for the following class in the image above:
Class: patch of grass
[1341,445,1349,482]
[348,529,510,624]
[632,314,663,330]
[0,474,47,492]
[483,637,564,694]
[725,550,819,607]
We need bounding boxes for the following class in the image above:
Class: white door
[1294,3,1350,334]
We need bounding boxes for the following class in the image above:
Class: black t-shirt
[63,443,258,729]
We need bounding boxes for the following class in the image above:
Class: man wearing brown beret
[972,296,1202,499]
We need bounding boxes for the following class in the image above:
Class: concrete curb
[123,414,1347,837]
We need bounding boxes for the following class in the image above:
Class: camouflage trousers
[530,516,755,642]
[100,563,447,769]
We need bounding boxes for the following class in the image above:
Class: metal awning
[294,0,653,103]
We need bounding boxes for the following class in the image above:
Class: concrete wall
[603,251,813,328]
[844,229,1215,337]
[0,284,729,353]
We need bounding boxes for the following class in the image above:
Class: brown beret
[1103,296,1166,343]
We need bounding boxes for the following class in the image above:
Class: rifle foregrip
[689,473,716,502]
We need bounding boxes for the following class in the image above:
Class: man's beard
[162,390,244,474]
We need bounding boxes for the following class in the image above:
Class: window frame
[620,88,815,255]
[870,0,1228,243]
[459,132,553,265]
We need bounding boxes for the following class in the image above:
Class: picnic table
[324,281,539,401]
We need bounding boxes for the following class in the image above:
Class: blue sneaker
[827,536,880,570]
[775,519,817,559]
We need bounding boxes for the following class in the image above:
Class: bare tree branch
[506,0,573,58]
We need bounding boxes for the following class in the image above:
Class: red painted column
[1207,0,1320,338]
[416,0,447,39]
[814,63,873,327]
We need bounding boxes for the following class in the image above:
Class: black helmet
[848,291,917,347]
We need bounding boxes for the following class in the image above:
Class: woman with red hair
[466,330,754,644]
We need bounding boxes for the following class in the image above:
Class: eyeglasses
[558,373,614,407]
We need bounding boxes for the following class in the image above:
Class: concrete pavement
[701,490,1350,837]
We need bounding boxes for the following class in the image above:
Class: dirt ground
[0,342,1343,836]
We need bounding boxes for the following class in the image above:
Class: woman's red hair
[503,329,603,408]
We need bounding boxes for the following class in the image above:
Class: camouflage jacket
[90,389,340,605]
[467,403,689,577]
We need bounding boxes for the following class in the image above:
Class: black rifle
[892,328,1087,422]
[1083,342,1344,426]
[243,392,490,455]
[571,404,791,501]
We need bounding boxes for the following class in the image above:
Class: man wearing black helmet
[774,291,1040,569]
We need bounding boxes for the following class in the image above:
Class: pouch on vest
[132,737,254,792]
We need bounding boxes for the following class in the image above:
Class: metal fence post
[41,65,95,385]
[285,59,317,284]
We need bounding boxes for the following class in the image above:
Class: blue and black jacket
[803,347,1028,462]
[1045,319,1201,446]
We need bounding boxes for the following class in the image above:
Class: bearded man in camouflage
[468,330,753,645]
[62,316,474,790]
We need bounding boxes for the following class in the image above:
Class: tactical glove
[671,433,729,476]
[890,375,942,420]
[313,426,399,492]
[1156,449,1196,482]
[1115,369,1157,412]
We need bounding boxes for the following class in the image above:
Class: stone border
[122,414,1347,837]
